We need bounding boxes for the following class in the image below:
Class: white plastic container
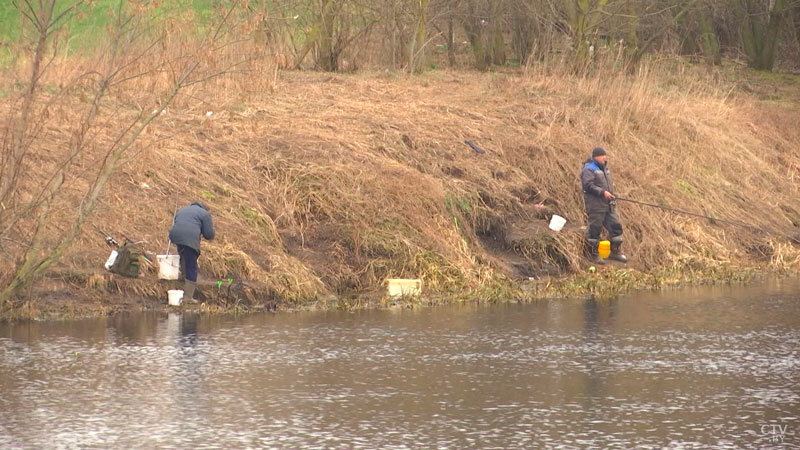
[104,250,118,270]
[157,254,181,280]
[168,289,184,306]
[549,215,567,232]
[387,279,423,298]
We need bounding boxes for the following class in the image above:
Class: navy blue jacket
[169,202,215,253]
[581,158,615,213]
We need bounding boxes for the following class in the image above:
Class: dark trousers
[177,245,199,282]
[586,210,624,240]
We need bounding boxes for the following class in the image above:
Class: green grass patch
[676,179,695,194]
[0,3,19,42]
[239,205,279,244]
[445,193,474,229]
[212,183,234,197]
[0,0,219,56]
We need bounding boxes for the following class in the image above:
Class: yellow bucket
[598,240,611,259]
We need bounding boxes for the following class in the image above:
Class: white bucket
[157,254,181,280]
[549,215,567,232]
[104,250,118,270]
[168,289,184,306]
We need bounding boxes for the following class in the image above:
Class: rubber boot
[608,237,628,263]
[586,239,606,265]
[183,280,198,304]
[179,257,186,282]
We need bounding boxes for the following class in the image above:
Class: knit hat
[592,147,607,157]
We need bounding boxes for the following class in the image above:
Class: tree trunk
[566,0,608,68]
[676,5,699,56]
[511,2,533,65]
[697,3,721,65]
[0,195,54,305]
[566,0,590,67]
[795,5,800,53]
[409,0,431,73]
[488,0,506,66]
[293,0,338,70]
[629,2,691,70]
[731,0,788,70]
[731,0,760,66]
[317,0,338,71]
[759,0,788,70]
[389,3,398,69]
[447,11,456,67]
[464,0,489,70]
[625,0,640,62]
[466,27,488,70]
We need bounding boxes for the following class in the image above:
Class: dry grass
[2,39,800,309]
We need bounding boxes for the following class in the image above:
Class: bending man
[580,147,627,264]
[169,202,215,302]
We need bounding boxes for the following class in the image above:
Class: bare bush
[0,0,243,305]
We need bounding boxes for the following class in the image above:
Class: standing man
[169,202,215,302]
[581,147,627,264]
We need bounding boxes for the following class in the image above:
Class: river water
[1,280,799,449]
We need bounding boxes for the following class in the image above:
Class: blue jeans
[177,245,199,282]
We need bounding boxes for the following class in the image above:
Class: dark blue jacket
[581,158,615,213]
[169,202,215,253]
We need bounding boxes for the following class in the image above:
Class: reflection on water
[1,280,799,449]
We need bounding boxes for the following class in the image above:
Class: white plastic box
[157,254,181,280]
[387,279,423,298]
[549,215,567,232]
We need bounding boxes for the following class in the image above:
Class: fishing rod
[614,197,800,243]
[92,223,120,248]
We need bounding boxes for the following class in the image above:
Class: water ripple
[1,281,799,448]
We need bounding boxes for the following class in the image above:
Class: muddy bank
[3,261,778,321]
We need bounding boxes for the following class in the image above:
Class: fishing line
[615,197,799,243]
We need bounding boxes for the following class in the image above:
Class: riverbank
[0,260,788,321]
[2,62,800,321]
